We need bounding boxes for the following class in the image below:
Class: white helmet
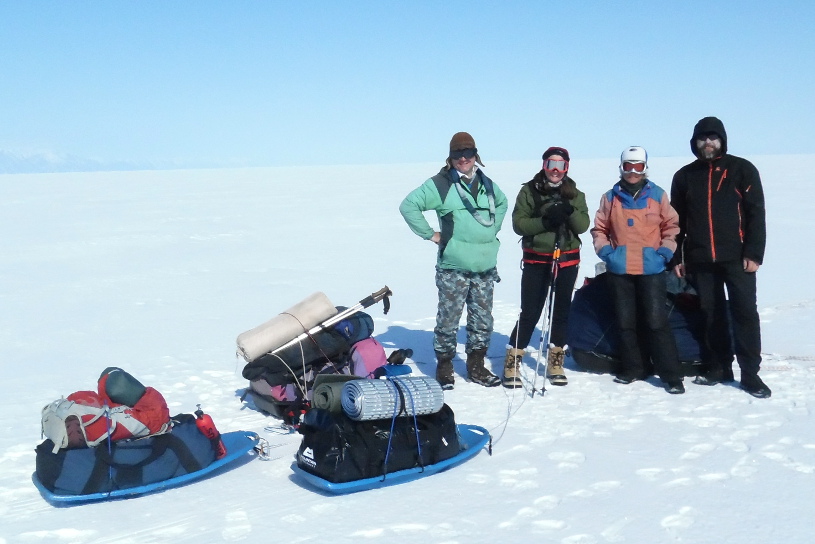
[619,146,648,176]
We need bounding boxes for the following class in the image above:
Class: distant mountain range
[0,150,233,174]
[0,150,156,174]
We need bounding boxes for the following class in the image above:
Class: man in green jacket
[399,132,508,389]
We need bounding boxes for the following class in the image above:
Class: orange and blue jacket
[591,181,679,276]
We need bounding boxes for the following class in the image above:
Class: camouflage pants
[433,267,500,356]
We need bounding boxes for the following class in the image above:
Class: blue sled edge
[33,430,260,504]
[291,423,491,494]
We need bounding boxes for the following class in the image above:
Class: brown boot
[435,351,455,390]
[546,346,568,386]
[503,348,524,389]
[466,348,501,387]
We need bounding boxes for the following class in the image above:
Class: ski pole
[531,227,564,398]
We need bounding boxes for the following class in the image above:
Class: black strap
[431,172,452,203]
[81,432,203,494]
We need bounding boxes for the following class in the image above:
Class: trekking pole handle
[359,286,392,309]
[359,285,393,314]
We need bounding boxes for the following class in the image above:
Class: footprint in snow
[679,442,717,460]
[561,533,598,543]
[661,505,696,531]
[547,451,585,469]
[531,519,569,531]
[635,467,663,481]
[533,495,561,509]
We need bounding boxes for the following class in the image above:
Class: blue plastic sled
[33,430,260,504]
[291,423,491,494]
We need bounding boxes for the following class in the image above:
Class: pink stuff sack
[349,338,388,378]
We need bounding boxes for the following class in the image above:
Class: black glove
[542,201,574,229]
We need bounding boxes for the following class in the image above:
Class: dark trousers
[607,272,682,383]
[687,260,761,377]
[508,263,579,350]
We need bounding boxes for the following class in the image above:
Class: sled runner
[33,430,260,504]
[291,423,490,494]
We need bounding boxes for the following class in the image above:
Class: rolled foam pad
[311,375,357,412]
[312,381,349,413]
[341,377,444,421]
[237,292,337,362]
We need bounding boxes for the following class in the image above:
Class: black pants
[607,272,682,383]
[687,260,761,378]
[508,263,579,350]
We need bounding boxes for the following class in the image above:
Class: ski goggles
[621,161,646,173]
[449,148,477,160]
[543,159,568,172]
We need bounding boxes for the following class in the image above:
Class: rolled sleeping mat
[311,374,357,413]
[311,383,347,413]
[236,292,337,363]
[341,377,444,421]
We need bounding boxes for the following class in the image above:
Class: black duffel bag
[35,414,215,495]
[296,404,460,483]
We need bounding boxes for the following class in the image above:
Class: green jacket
[400,167,508,272]
[512,173,589,254]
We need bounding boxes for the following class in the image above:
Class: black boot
[693,365,724,386]
[466,348,500,387]
[666,380,685,394]
[740,372,771,399]
[435,351,455,390]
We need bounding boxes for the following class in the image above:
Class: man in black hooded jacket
[670,116,770,398]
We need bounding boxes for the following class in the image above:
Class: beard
[696,139,722,160]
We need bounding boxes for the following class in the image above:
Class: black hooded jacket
[670,116,766,265]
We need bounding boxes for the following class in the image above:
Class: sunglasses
[697,133,720,143]
[543,159,568,172]
[622,161,646,173]
[450,148,477,160]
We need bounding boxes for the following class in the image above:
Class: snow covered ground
[1,155,813,543]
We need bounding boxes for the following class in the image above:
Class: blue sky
[1,1,812,172]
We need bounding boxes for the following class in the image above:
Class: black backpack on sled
[295,404,461,483]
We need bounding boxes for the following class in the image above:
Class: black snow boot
[740,372,771,399]
[435,351,455,391]
[613,370,648,385]
[666,380,685,394]
[466,348,500,387]
[693,366,724,386]
[694,361,736,386]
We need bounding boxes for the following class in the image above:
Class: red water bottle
[194,404,227,459]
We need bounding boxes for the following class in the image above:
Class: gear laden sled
[34,368,263,505]
[290,376,492,494]
[33,431,261,504]
[566,272,714,377]
[291,423,490,494]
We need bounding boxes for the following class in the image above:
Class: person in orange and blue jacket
[591,146,685,394]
